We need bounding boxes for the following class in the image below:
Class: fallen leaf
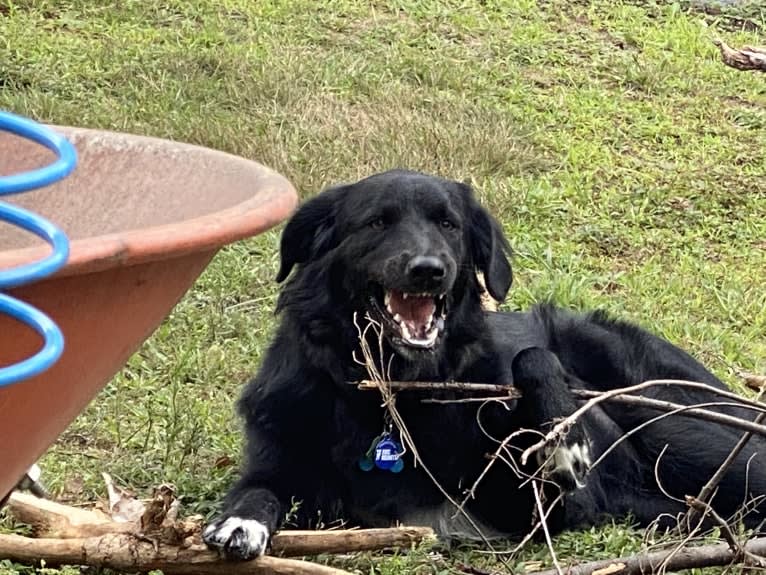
[742,373,766,391]
[214,455,235,469]
[102,472,145,523]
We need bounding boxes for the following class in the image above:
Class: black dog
[204,170,766,560]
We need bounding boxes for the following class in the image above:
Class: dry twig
[528,536,766,575]
[521,379,766,466]
[532,480,563,575]
[570,390,766,437]
[684,497,759,564]
[684,411,766,529]
[356,380,520,397]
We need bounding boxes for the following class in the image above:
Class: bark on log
[7,492,132,538]
[6,492,434,556]
[270,527,436,556]
[0,533,352,575]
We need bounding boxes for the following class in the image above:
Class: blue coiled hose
[0,111,76,387]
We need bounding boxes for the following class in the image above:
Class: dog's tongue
[389,290,435,332]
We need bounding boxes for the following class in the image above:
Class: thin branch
[471,491,566,558]
[532,480,563,575]
[571,389,766,436]
[521,379,766,466]
[685,497,751,560]
[356,380,520,397]
[455,427,538,517]
[421,396,517,405]
[587,400,766,473]
[527,536,766,575]
[685,412,766,529]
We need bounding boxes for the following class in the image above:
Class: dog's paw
[537,432,592,491]
[203,516,270,561]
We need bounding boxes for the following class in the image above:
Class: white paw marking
[539,441,592,489]
[203,517,270,556]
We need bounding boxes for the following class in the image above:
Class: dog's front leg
[203,481,280,560]
[511,347,592,491]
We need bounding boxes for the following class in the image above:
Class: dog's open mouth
[370,289,447,349]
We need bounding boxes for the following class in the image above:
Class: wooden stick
[570,389,766,437]
[421,395,517,405]
[356,380,521,397]
[521,379,766,465]
[0,533,352,575]
[270,527,435,556]
[714,39,766,72]
[527,536,766,575]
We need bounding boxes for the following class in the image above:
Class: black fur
[204,170,766,560]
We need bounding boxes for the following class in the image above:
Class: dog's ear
[276,185,347,282]
[463,185,513,302]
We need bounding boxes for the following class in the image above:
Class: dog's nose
[406,256,446,284]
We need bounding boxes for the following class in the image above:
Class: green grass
[1,0,765,573]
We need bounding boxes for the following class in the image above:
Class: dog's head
[276,170,512,355]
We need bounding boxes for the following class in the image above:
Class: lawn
[1,0,765,573]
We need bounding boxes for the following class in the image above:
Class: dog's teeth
[401,323,412,340]
[436,317,445,331]
[402,293,409,300]
[386,305,393,314]
[393,313,402,323]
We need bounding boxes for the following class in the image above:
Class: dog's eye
[369,217,386,230]
[440,219,456,230]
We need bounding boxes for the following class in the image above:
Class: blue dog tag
[374,436,404,471]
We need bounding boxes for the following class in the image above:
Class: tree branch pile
[354,361,766,575]
[1,491,434,575]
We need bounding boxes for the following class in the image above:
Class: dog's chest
[330,396,493,502]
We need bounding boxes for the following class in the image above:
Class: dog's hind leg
[546,310,766,529]
[511,347,592,491]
